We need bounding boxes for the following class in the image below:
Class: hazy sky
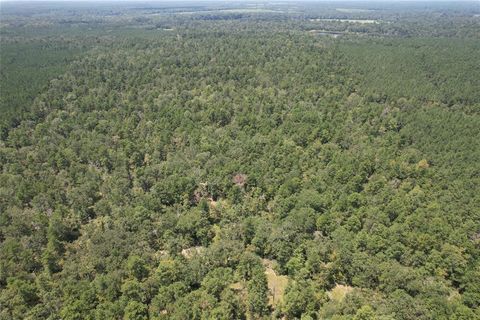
[2,0,476,2]
[1,0,478,5]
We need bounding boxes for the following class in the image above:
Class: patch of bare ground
[181,246,205,258]
[262,259,289,307]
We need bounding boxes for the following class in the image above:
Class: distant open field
[336,8,375,13]
[310,18,379,24]
[178,8,282,15]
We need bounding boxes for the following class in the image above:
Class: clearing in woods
[327,284,354,302]
[262,259,289,307]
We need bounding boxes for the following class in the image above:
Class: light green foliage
[283,280,319,319]
[124,301,148,320]
[201,267,233,298]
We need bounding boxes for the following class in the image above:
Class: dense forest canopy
[0,1,479,319]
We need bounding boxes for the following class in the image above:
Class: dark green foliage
[0,41,85,139]
[0,1,479,320]
[340,38,480,107]
[247,266,269,317]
